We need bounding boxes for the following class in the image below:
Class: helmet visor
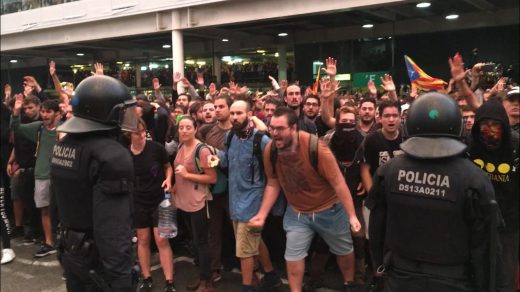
[120,104,138,132]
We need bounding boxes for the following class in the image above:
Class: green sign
[352,71,386,88]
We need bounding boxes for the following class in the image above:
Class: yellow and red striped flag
[312,65,321,94]
[404,55,447,91]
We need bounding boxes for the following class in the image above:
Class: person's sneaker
[164,280,176,292]
[34,243,56,258]
[1,249,16,264]
[139,277,153,292]
[259,272,282,290]
[211,271,221,283]
[302,278,325,292]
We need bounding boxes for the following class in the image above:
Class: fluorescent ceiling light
[222,38,229,42]
[278,32,288,37]
[10,59,18,63]
[362,24,374,28]
[445,14,459,20]
[162,44,171,49]
[256,49,266,53]
[116,61,123,64]
[76,53,84,56]
[416,2,431,8]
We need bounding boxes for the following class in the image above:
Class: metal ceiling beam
[463,0,496,11]
[363,9,397,21]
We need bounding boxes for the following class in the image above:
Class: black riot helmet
[405,92,463,138]
[400,92,466,159]
[58,75,138,133]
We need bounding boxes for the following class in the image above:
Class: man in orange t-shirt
[249,107,361,292]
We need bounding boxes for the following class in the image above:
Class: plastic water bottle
[158,191,177,238]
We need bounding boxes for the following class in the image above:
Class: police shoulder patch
[391,168,456,202]
[51,143,82,170]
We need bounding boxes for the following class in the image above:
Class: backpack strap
[309,133,319,173]
[269,141,278,175]
[34,123,44,158]
[225,131,235,151]
[194,143,203,174]
[252,131,265,184]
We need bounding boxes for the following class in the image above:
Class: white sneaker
[1,248,15,264]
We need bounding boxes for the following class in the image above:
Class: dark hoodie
[469,100,519,233]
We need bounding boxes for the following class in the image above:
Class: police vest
[50,134,133,231]
[380,156,485,265]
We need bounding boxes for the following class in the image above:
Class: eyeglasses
[304,102,319,107]
[381,114,400,119]
[268,125,290,133]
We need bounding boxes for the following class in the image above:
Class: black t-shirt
[361,129,404,176]
[132,141,169,208]
[14,114,40,168]
[315,116,331,138]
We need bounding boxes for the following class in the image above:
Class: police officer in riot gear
[51,75,138,291]
[367,92,503,292]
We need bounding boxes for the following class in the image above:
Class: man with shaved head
[215,100,282,291]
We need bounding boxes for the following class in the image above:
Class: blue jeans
[283,203,353,261]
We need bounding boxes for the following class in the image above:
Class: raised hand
[23,76,38,88]
[196,72,204,86]
[410,82,418,98]
[471,63,485,78]
[448,53,470,82]
[367,80,377,96]
[380,74,396,92]
[319,79,336,100]
[173,72,182,84]
[94,62,104,75]
[13,93,24,116]
[321,57,337,76]
[49,61,56,76]
[179,77,191,88]
[4,84,11,98]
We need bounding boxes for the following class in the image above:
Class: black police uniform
[51,133,134,292]
[50,75,137,292]
[366,93,502,292]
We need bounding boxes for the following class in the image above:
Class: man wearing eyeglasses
[249,107,362,292]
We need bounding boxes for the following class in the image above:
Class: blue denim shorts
[283,203,353,261]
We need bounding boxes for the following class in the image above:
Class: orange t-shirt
[264,132,345,213]
[173,143,212,212]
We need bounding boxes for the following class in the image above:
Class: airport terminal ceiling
[1,0,518,77]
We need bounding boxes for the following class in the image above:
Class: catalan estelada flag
[404,55,447,91]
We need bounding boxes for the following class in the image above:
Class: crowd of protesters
[0,52,518,292]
